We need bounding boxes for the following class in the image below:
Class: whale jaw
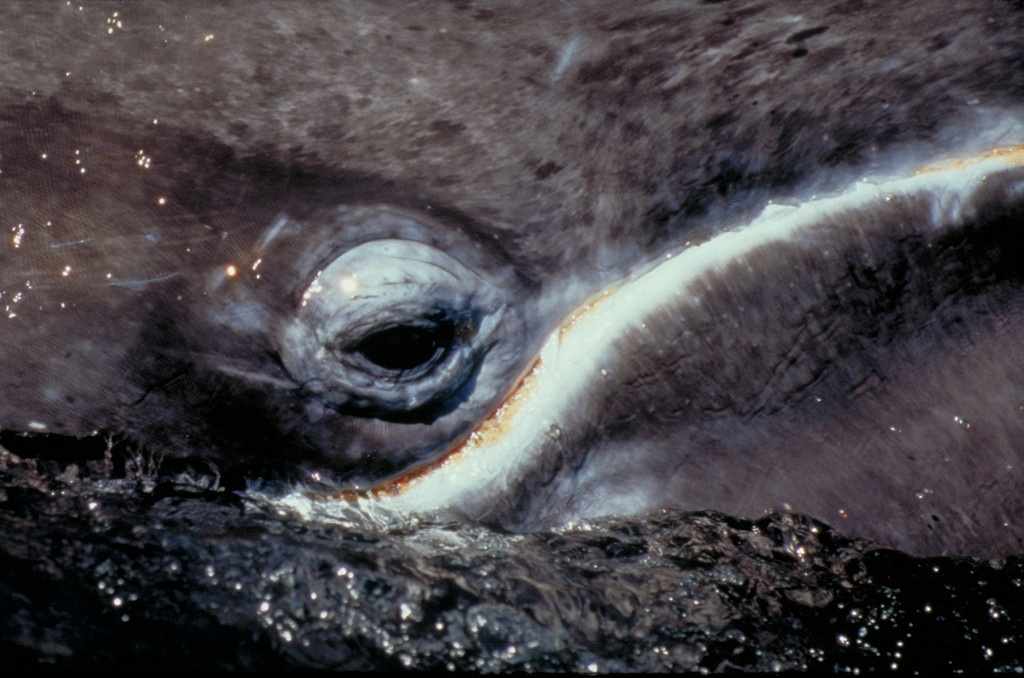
[285,145,1024,558]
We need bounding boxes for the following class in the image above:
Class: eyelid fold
[278,239,510,418]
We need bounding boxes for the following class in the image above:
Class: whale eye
[279,240,506,422]
[354,323,449,371]
[348,313,460,373]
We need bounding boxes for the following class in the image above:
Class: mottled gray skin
[1,1,1024,556]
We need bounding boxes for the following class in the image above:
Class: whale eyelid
[276,239,517,424]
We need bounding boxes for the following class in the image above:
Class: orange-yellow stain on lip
[306,284,623,505]
[559,287,618,342]
[306,357,543,504]
[363,285,622,499]
[915,144,1024,174]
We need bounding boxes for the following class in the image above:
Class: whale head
[2,1,1024,558]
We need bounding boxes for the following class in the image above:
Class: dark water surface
[1,442,1022,672]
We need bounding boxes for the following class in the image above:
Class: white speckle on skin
[257,215,300,251]
[553,37,579,80]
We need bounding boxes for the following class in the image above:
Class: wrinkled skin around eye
[278,239,518,423]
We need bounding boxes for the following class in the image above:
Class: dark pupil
[353,322,455,372]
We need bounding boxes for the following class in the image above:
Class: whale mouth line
[302,356,544,505]
[298,290,623,506]
[286,143,1024,525]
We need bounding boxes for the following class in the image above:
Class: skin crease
[1,1,1024,558]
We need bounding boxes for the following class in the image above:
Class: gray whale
[2,1,1024,558]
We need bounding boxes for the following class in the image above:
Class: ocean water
[1,442,1021,672]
